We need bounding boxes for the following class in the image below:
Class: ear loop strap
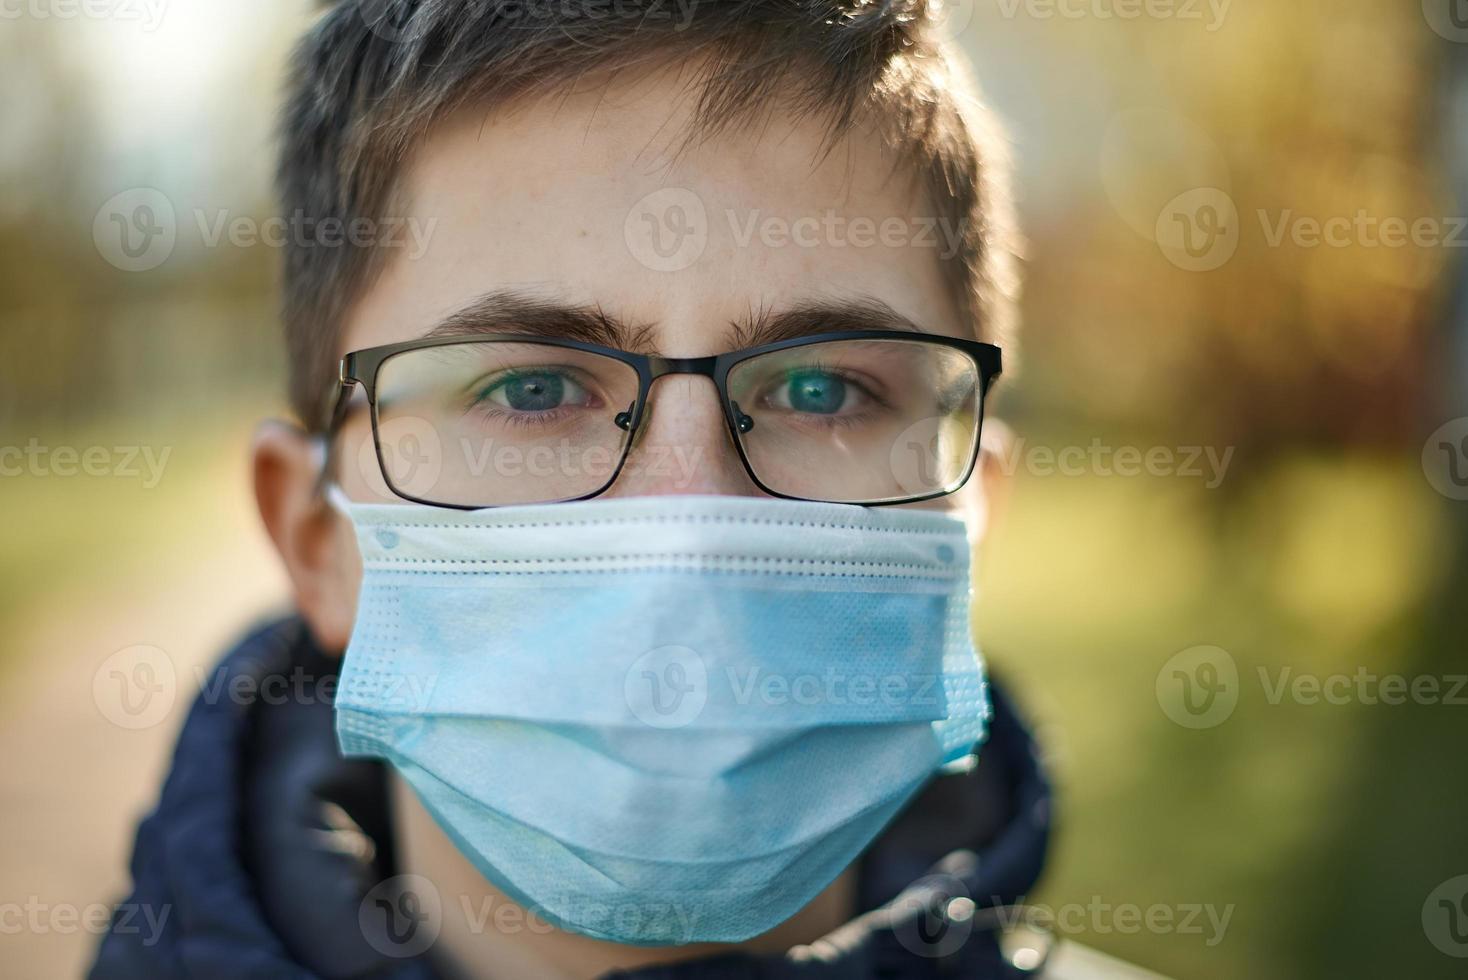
[312,379,359,504]
[307,438,352,516]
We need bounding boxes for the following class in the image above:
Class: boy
[93,1,1051,976]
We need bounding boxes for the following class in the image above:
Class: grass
[977,451,1459,979]
[0,400,271,663]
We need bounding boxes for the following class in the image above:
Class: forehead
[342,67,966,358]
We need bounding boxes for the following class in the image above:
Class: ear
[252,421,361,653]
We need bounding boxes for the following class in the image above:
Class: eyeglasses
[325,330,1002,508]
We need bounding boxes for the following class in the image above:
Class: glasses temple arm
[313,380,357,498]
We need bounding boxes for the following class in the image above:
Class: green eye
[480,370,591,413]
[780,370,849,415]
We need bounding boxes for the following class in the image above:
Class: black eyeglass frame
[324,329,1003,510]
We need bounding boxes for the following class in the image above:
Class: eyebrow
[421,289,929,353]
[423,291,657,351]
[729,297,928,348]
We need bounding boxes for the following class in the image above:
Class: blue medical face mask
[330,492,989,945]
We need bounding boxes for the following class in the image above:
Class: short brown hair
[277,0,1018,430]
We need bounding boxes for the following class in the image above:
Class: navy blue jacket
[90,617,1051,979]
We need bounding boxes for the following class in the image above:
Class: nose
[606,375,763,497]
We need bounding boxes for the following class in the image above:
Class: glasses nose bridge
[629,355,727,436]
[624,354,727,432]
[611,358,745,494]
[646,354,719,380]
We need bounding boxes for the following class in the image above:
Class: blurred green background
[2,2,1466,978]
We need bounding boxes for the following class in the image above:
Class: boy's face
[251,65,1005,959]
[259,65,997,649]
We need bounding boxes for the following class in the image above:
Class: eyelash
[473,406,580,430]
